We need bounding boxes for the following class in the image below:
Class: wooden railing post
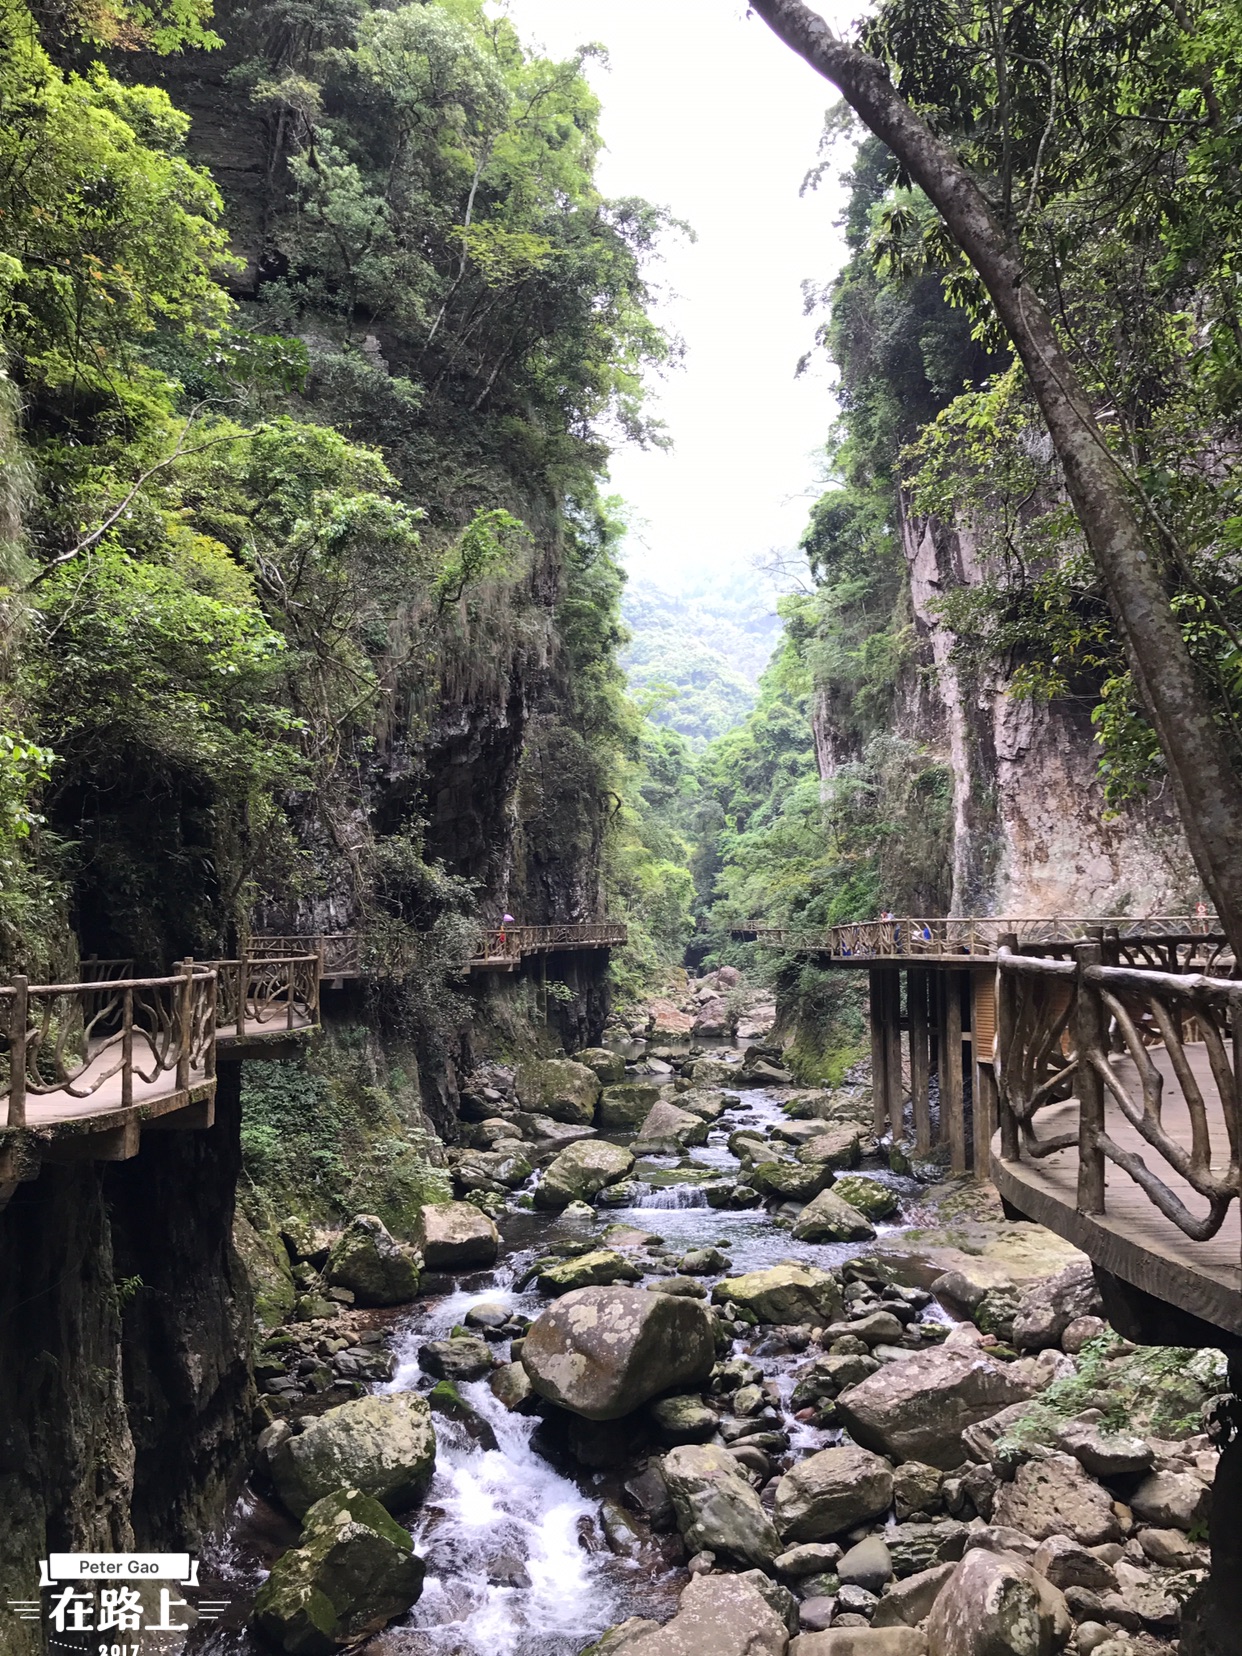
[205,969,217,1080]
[176,959,193,1092]
[995,937,1020,1160]
[9,975,28,1128]
[121,986,134,1109]
[1075,940,1107,1215]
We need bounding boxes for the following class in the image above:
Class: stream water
[192,1057,942,1656]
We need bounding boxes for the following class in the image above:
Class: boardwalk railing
[734,915,1221,962]
[251,934,362,978]
[208,953,320,1034]
[0,964,216,1129]
[469,922,627,968]
[995,941,1242,1252]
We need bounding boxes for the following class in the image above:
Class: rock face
[634,1101,710,1149]
[270,1394,437,1518]
[1011,1262,1103,1351]
[835,1349,1035,1470]
[253,1487,426,1655]
[521,1286,716,1421]
[926,1547,1071,1656]
[323,1216,421,1307]
[416,1202,500,1270]
[534,1141,635,1209]
[791,1188,876,1243]
[992,1453,1122,1547]
[662,1444,783,1567]
[515,1059,601,1125]
[712,1265,844,1326]
[618,1571,789,1656]
[599,1083,665,1129]
[774,1446,895,1541]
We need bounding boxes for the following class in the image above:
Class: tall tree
[746,0,1242,955]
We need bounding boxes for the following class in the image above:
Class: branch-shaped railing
[995,941,1242,1250]
[469,922,628,966]
[209,953,320,1035]
[734,915,1224,963]
[0,963,216,1129]
[251,934,362,978]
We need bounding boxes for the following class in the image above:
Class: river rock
[713,1264,843,1326]
[835,1349,1036,1470]
[792,1633,926,1655]
[891,1462,944,1517]
[1011,1261,1103,1350]
[417,1335,494,1382]
[253,1487,425,1654]
[649,1000,695,1041]
[831,1176,899,1220]
[678,1089,731,1123]
[662,1443,783,1567]
[689,1058,740,1087]
[693,996,731,1037]
[927,1547,1071,1656]
[515,1058,601,1125]
[634,1100,709,1149]
[650,1394,718,1444]
[618,1572,789,1656]
[535,1140,635,1209]
[323,1216,421,1307]
[872,1563,957,1630]
[489,1362,539,1414]
[1029,1534,1118,1594]
[1128,1468,1212,1530]
[576,1048,627,1085]
[1056,1417,1153,1479]
[751,1161,833,1202]
[992,1453,1122,1546]
[415,1202,500,1270]
[537,1249,643,1294]
[791,1190,876,1246]
[774,1446,894,1542]
[521,1285,716,1420]
[839,1536,894,1593]
[796,1129,864,1170]
[453,1145,534,1189]
[825,1311,905,1348]
[599,1083,665,1129]
[270,1393,436,1518]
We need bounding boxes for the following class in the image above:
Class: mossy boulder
[253,1487,425,1655]
[749,1160,832,1202]
[633,1100,709,1150]
[832,1175,900,1220]
[676,1089,731,1123]
[270,1393,436,1518]
[791,1187,877,1243]
[575,1047,627,1085]
[415,1201,500,1270]
[537,1249,643,1294]
[515,1059,601,1125]
[235,1211,297,1330]
[711,1264,843,1326]
[598,1082,665,1129]
[689,1058,741,1087]
[796,1127,863,1170]
[417,1335,495,1382]
[535,1139,634,1209]
[323,1215,421,1307]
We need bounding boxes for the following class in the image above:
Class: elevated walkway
[468,921,627,972]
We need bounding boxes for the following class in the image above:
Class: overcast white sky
[500,0,857,593]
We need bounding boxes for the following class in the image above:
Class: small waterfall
[629,1183,709,1210]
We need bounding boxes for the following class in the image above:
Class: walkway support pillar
[884,969,903,1138]
[909,968,931,1155]
[869,969,888,1136]
[944,970,966,1174]
[972,968,998,1179]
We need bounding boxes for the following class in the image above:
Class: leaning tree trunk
[747,0,1242,958]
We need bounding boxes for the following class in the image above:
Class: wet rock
[678,1246,731,1275]
[678,1090,732,1123]
[416,1335,495,1383]
[426,1381,499,1450]
[515,1058,601,1125]
[712,1264,844,1327]
[537,1249,644,1294]
[1128,1468,1211,1531]
[830,1177,899,1221]
[1056,1417,1153,1479]
[522,1285,716,1420]
[619,1572,789,1656]
[576,1048,627,1085]
[534,1141,636,1209]
[795,1128,863,1171]
[270,1393,436,1518]
[927,1548,1071,1656]
[892,1462,944,1518]
[489,1361,540,1414]
[791,1353,880,1410]
[1011,1262,1103,1351]
[415,1202,500,1270]
[835,1348,1036,1470]
[872,1563,957,1630]
[599,1083,666,1130]
[634,1100,710,1150]
[662,1443,783,1568]
[602,1501,643,1557]
[625,1461,676,1531]
[791,1189,876,1244]
[825,1312,905,1348]
[774,1446,894,1542]
[649,1394,719,1444]
[648,1277,710,1299]
[453,1145,535,1190]
[992,1453,1123,1546]
[322,1216,421,1308]
[751,1161,834,1202]
[689,1058,741,1087]
[252,1486,425,1654]
[839,1537,893,1593]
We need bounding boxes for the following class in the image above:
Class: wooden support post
[205,969,217,1081]
[1075,940,1107,1215]
[934,974,950,1146]
[884,969,903,1139]
[972,969,997,1180]
[8,975,27,1128]
[869,969,888,1137]
[910,968,931,1155]
[996,933,1019,1160]
[945,969,966,1174]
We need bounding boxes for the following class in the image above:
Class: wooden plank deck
[993,1045,1242,1336]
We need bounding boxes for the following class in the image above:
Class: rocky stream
[187,993,1228,1656]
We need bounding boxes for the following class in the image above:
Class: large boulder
[836,1349,1036,1470]
[927,1547,1072,1656]
[416,1202,499,1271]
[323,1216,421,1307]
[535,1140,635,1209]
[662,1444,783,1567]
[253,1487,425,1654]
[831,1176,899,1220]
[615,1572,789,1656]
[749,1161,833,1202]
[992,1453,1122,1547]
[1011,1262,1103,1351]
[515,1058,601,1125]
[270,1394,436,1518]
[576,1047,627,1085]
[712,1264,843,1327]
[693,997,731,1038]
[791,1188,876,1243]
[796,1127,863,1170]
[599,1083,665,1130]
[634,1100,709,1149]
[537,1250,643,1294]
[648,999,695,1040]
[773,1446,894,1542]
[521,1285,716,1421]
[794,1634,926,1656]
[689,1058,741,1087]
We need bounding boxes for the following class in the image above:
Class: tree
[746,0,1242,955]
